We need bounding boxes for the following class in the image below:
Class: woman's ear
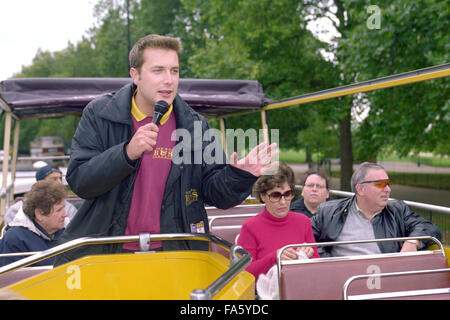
[260,193,267,204]
[34,208,44,222]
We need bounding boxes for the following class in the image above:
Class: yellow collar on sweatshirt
[131,91,173,125]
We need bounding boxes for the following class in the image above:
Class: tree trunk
[306,146,313,169]
[339,109,353,191]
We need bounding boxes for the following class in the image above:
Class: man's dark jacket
[55,82,257,265]
[311,197,442,257]
[290,198,313,218]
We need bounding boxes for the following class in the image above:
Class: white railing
[294,185,450,215]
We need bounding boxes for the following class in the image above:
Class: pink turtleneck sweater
[237,207,320,280]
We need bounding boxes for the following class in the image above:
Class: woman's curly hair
[23,180,67,220]
[252,162,295,203]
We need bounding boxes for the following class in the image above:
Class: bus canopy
[0,77,271,119]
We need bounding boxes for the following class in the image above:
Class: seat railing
[0,232,252,300]
[208,213,257,228]
[276,236,444,299]
[342,267,450,300]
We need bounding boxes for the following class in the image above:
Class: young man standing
[55,34,278,265]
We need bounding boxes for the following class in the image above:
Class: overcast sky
[0,1,339,82]
[0,0,97,81]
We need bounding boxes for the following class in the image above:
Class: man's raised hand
[230,141,279,177]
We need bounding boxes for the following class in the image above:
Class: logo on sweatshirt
[153,147,172,160]
[185,189,198,206]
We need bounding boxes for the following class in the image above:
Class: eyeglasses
[360,179,392,189]
[266,190,295,202]
[304,183,326,190]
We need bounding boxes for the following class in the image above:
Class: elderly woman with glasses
[0,180,68,267]
[237,162,319,282]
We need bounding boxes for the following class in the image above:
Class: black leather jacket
[311,196,442,257]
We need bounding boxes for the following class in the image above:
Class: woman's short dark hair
[253,162,295,203]
[22,180,67,220]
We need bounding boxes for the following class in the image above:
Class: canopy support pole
[260,110,269,143]
[9,120,20,201]
[1,112,12,223]
[219,118,227,156]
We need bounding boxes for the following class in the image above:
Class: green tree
[178,0,339,163]
[339,0,449,159]
[298,0,449,189]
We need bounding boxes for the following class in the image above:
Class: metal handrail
[0,252,39,258]
[209,213,258,227]
[294,185,450,215]
[276,236,444,300]
[16,155,70,161]
[0,232,252,300]
[277,236,444,262]
[342,268,450,300]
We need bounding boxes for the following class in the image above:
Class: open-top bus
[0,65,449,300]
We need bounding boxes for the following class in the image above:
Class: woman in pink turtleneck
[237,163,320,281]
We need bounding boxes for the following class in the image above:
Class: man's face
[358,168,391,211]
[44,172,63,184]
[301,174,329,207]
[130,48,179,109]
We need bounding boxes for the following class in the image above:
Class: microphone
[152,100,170,125]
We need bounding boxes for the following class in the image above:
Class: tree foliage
[3,0,448,187]
[339,0,449,158]
[177,0,339,158]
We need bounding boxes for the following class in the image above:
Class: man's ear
[129,67,139,85]
[355,183,364,196]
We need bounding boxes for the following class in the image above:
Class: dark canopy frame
[0,77,270,119]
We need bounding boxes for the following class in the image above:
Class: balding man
[311,162,441,257]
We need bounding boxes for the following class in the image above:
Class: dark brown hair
[253,162,295,203]
[23,180,67,220]
[303,171,329,189]
[129,34,183,71]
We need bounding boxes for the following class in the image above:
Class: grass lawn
[378,153,450,167]
[279,149,450,167]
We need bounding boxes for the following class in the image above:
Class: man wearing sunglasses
[311,162,441,257]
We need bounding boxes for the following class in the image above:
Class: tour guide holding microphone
[54,34,279,265]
